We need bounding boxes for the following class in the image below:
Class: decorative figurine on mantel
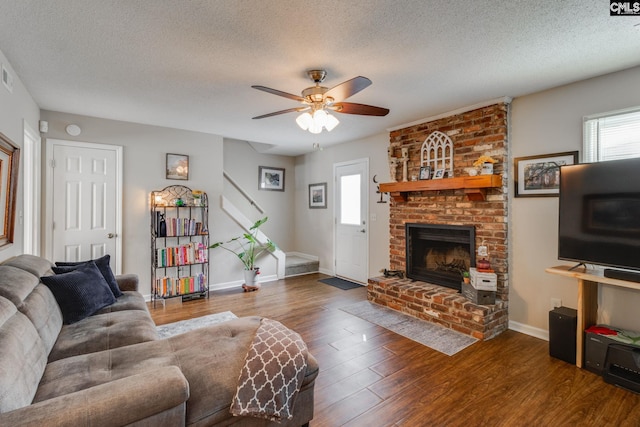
[388,146,398,182]
[389,157,399,182]
[401,147,410,182]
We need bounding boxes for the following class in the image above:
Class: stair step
[285,256,319,277]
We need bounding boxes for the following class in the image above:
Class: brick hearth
[377,102,509,340]
[368,276,507,340]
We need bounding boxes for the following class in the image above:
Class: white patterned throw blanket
[230,318,308,422]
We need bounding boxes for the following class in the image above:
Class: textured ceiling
[1,1,639,155]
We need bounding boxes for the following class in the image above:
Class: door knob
[360,229,366,233]
[107,233,116,239]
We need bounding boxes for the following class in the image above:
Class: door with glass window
[334,159,368,283]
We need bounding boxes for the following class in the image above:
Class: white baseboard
[208,274,279,291]
[319,267,333,276]
[509,320,549,341]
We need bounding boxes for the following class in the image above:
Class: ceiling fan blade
[325,76,372,101]
[331,102,390,116]
[252,106,309,119]
[251,85,305,102]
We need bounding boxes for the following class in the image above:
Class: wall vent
[2,64,14,93]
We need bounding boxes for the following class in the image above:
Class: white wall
[293,133,390,277]
[39,111,224,297]
[510,65,640,334]
[0,49,40,261]
[223,139,295,251]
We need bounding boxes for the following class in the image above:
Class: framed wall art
[433,168,445,179]
[258,166,285,191]
[0,133,20,248]
[309,182,327,209]
[514,151,578,197]
[166,153,189,180]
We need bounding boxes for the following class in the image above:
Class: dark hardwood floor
[149,273,640,427]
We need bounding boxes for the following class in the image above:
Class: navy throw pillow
[55,254,123,298]
[41,261,116,324]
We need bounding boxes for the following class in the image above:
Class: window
[339,174,360,225]
[583,107,640,162]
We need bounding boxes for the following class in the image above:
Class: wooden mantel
[379,174,503,202]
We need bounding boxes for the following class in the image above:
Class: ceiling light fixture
[296,108,339,134]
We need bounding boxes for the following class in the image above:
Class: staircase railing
[223,171,265,214]
[221,172,285,279]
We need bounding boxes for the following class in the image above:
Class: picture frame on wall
[308,182,327,209]
[0,133,19,249]
[514,151,579,197]
[166,153,189,180]
[419,166,431,180]
[259,166,285,191]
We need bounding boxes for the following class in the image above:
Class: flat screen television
[558,157,640,280]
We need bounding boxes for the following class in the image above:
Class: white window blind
[583,108,640,162]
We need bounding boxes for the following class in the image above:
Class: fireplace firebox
[406,223,475,291]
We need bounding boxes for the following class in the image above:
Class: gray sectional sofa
[0,254,318,426]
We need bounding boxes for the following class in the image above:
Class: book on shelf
[158,217,204,237]
[155,242,208,267]
[154,273,207,298]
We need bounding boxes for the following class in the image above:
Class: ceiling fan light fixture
[296,109,339,133]
[313,109,328,127]
[308,121,322,134]
[325,113,339,131]
[296,112,313,130]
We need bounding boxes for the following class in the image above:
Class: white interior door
[334,159,368,283]
[46,140,122,273]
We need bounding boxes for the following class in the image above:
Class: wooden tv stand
[546,265,640,368]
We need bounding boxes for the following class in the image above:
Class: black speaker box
[549,306,577,364]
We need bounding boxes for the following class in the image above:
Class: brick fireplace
[369,102,509,340]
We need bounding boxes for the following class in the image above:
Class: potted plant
[473,155,498,175]
[461,270,470,284]
[209,217,277,291]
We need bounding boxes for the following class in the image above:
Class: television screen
[558,157,640,271]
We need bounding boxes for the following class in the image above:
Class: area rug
[156,311,238,339]
[339,301,477,356]
[318,277,363,290]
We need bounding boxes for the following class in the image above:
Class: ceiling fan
[251,69,389,133]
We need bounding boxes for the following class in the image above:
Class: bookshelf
[150,185,209,306]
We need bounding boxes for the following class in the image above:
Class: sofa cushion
[0,254,54,278]
[94,291,149,314]
[41,262,116,325]
[48,309,159,362]
[0,265,41,307]
[0,297,48,413]
[18,284,63,356]
[0,266,63,355]
[55,254,123,298]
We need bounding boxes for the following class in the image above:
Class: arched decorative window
[421,131,454,177]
